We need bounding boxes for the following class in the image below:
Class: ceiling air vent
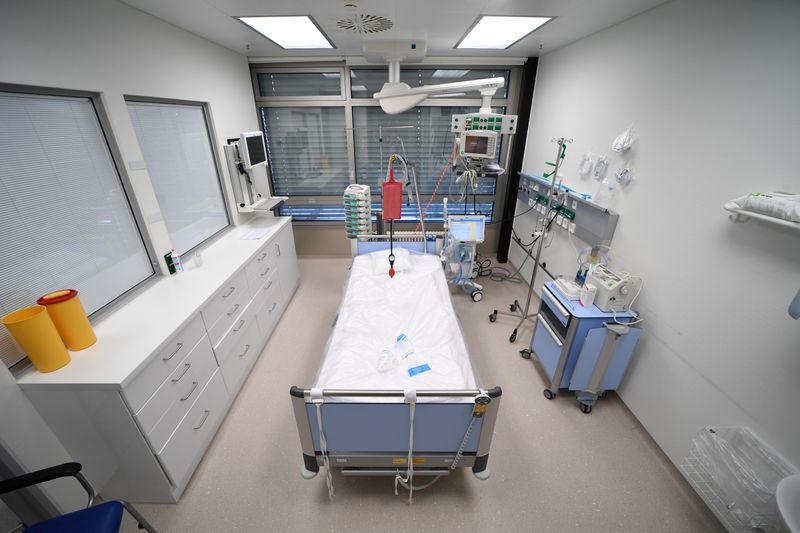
[336,14,393,34]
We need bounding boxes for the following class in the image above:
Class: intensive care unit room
[0,0,798,532]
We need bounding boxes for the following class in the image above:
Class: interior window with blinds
[0,93,155,368]
[259,107,349,196]
[350,69,510,99]
[127,102,229,254]
[256,72,342,97]
[352,106,499,196]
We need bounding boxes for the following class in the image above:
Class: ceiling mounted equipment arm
[373,60,505,114]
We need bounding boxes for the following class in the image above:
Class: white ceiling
[120,0,669,60]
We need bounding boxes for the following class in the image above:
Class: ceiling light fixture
[237,16,334,49]
[456,15,552,50]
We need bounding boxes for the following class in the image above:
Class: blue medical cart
[525,281,641,413]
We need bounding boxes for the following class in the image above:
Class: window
[127,101,229,254]
[259,107,350,196]
[352,106,499,196]
[0,92,155,368]
[252,65,516,223]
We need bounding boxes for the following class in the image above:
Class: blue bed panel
[306,402,483,453]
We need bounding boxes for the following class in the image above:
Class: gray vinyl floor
[123,257,722,533]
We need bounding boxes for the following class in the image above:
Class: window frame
[249,62,522,227]
[0,83,161,366]
[123,95,233,256]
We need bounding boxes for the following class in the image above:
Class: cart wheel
[520,349,531,359]
[599,391,608,399]
[471,290,483,302]
[580,403,593,414]
[489,310,497,322]
[543,389,555,400]
[509,303,517,312]
[509,329,517,343]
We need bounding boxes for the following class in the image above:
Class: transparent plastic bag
[612,125,636,153]
[577,152,594,178]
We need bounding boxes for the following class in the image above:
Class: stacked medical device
[343,184,372,239]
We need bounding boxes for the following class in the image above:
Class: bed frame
[289,237,502,481]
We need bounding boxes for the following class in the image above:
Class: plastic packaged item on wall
[732,191,800,222]
[593,155,608,181]
[577,152,594,178]
[594,176,616,207]
[615,166,634,187]
[612,125,636,153]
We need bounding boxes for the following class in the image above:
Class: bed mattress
[313,252,477,401]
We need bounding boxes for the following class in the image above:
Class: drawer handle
[257,251,268,262]
[239,344,251,358]
[221,286,235,299]
[172,363,191,383]
[264,280,273,291]
[269,302,277,313]
[545,288,570,318]
[181,381,199,401]
[275,243,281,256]
[537,314,564,347]
[193,409,210,430]
[260,266,270,277]
[233,319,245,332]
[226,303,240,317]
[163,342,183,361]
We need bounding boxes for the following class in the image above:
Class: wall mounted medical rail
[491,138,572,343]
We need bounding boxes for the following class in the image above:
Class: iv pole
[490,137,572,343]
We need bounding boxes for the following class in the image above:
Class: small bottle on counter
[171,249,184,273]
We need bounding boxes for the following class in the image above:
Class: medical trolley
[524,281,641,413]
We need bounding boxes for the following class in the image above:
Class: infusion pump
[586,265,642,312]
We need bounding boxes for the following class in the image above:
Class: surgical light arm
[374,75,504,115]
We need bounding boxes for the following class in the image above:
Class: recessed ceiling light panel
[237,16,334,49]
[456,16,552,49]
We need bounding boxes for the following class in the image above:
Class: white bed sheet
[314,252,477,402]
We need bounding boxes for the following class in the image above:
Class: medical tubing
[414,142,458,233]
[409,165,427,252]
[314,403,335,500]
[394,400,416,504]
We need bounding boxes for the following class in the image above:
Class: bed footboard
[289,386,501,480]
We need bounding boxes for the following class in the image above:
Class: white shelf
[724,202,800,231]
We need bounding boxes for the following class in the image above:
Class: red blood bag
[382,166,403,221]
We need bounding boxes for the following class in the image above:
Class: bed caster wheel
[473,467,491,481]
[301,465,319,479]
[471,290,483,302]
[580,403,593,414]
[489,310,497,322]
[520,349,531,359]
[543,389,556,400]
[509,329,517,343]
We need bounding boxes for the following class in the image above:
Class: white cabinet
[18,218,299,503]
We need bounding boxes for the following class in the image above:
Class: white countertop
[17,217,291,390]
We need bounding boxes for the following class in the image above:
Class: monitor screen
[449,215,485,243]
[244,134,266,167]
[464,135,489,155]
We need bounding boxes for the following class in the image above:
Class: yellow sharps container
[1,306,71,372]
[37,289,97,351]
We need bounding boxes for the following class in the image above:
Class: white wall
[512,0,800,469]
[0,0,258,513]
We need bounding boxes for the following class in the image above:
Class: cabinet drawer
[205,282,250,348]
[244,246,276,297]
[220,318,261,396]
[532,315,564,383]
[124,314,206,413]
[213,300,257,367]
[158,370,228,489]
[136,334,218,453]
[200,270,249,335]
[256,273,282,341]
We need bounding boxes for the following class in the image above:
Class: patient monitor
[448,215,486,243]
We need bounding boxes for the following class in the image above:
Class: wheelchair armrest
[0,462,83,496]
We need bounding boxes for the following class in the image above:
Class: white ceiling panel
[119,0,669,60]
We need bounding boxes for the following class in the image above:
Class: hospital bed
[289,238,501,490]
